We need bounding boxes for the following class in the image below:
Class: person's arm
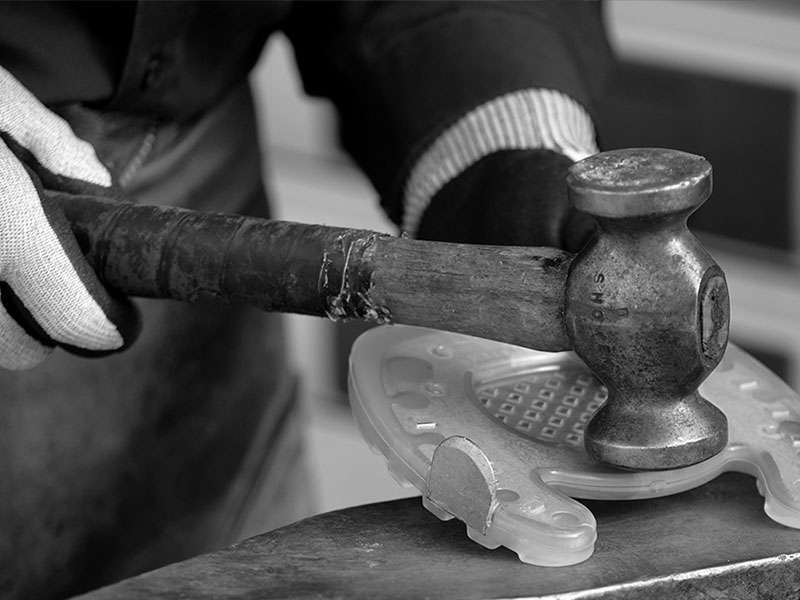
[283,0,613,250]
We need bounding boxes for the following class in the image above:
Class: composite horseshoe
[349,325,800,566]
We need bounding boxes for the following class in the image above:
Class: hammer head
[565,148,730,470]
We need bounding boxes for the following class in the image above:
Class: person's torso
[0,0,290,119]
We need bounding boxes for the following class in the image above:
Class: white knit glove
[0,65,138,369]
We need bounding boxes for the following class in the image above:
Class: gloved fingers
[0,65,111,187]
[0,140,130,353]
[0,291,53,370]
[0,280,139,359]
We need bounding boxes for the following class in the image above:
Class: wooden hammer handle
[60,196,573,351]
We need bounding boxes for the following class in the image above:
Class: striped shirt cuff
[402,88,599,235]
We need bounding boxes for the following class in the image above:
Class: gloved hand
[416,148,596,252]
[0,65,138,369]
[402,89,599,253]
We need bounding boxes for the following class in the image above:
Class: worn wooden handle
[60,196,573,351]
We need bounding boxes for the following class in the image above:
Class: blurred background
[249,0,800,519]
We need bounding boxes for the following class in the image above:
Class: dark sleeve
[282,0,614,227]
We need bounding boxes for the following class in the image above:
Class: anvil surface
[76,473,800,600]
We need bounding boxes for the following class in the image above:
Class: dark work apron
[0,83,310,599]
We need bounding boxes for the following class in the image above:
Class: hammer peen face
[565,148,730,471]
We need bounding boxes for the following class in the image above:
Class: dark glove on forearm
[416,149,596,253]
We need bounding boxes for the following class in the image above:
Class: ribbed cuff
[402,88,598,235]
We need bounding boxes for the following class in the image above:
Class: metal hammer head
[565,148,730,470]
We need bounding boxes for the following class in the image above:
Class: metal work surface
[77,473,800,600]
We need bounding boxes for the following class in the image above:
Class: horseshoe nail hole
[738,380,758,391]
[496,489,520,503]
[551,511,582,528]
[423,382,446,396]
[430,345,453,358]
[760,424,782,439]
